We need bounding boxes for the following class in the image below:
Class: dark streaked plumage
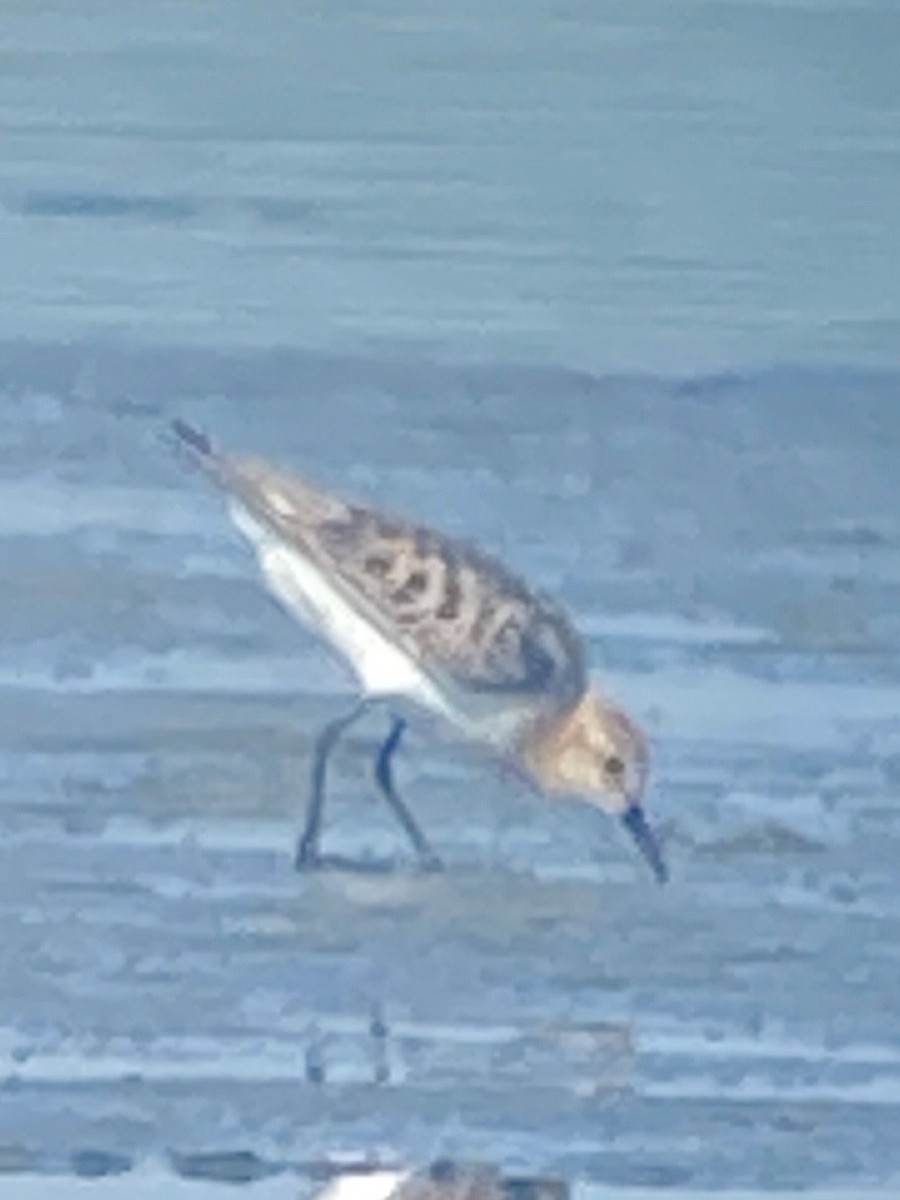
[198,440,586,711]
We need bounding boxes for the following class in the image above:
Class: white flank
[315,1172,409,1200]
[229,503,541,752]
[230,504,449,712]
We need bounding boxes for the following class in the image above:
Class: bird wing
[173,421,587,707]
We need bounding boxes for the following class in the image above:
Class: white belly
[231,505,452,715]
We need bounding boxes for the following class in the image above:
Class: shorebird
[317,1160,567,1200]
[172,420,667,882]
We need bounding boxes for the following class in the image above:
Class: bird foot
[294,840,323,871]
[294,843,444,875]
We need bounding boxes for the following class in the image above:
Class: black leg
[295,699,370,870]
[374,717,443,871]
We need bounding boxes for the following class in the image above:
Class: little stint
[172,420,666,882]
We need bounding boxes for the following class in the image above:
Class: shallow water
[1,1,900,1194]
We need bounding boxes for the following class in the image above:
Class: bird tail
[169,418,236,489]
[171,418,215,461]
[169,419,347,538]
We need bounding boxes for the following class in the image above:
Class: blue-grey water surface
[1,1,899,1194]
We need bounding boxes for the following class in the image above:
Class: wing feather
[172,421,586,705]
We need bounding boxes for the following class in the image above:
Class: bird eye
[605,754,625,777]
